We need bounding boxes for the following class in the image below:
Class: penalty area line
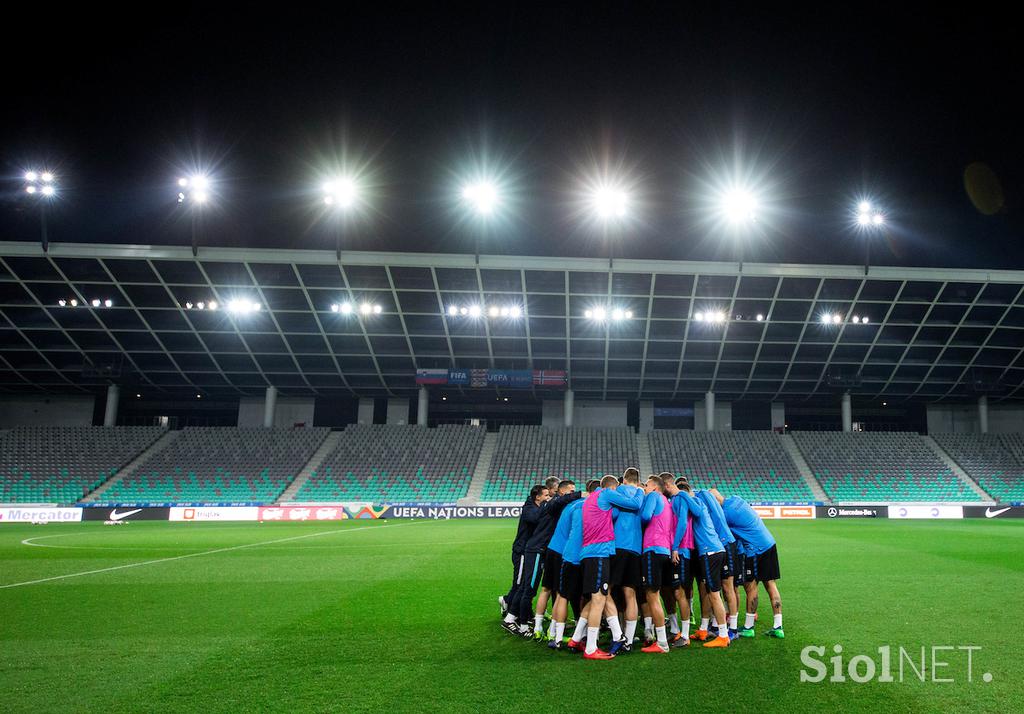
[0,521,418,590]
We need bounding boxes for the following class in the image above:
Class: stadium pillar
[564,389,574,428]
[263,385,277,428]
[417,387,428,427]
[978,395,989,434]
[841,391,852,432]
[103,384,120,427]
[705,391,715,431]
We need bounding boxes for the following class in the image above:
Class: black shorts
[542,550,563,591]
[558,560,582,602]
[677,555,695,590]
[581,556,611,595]
[640,551,673,591]
[610,549,642,590]
[700,551,726,593]
[733,550,746,586]
[723,542,741,582]
[751,545,781,583]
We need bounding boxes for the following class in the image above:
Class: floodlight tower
[23,170,58,252]
[589,184,630,267]
[177,175,212,256]
[322,177,360,260]
[718,188,758,271]
[855,200,886,275]
[461,181,499,262]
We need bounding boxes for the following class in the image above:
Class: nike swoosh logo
[109,508,142,521]
[985,507,1011,518]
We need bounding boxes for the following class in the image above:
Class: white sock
[624,619,637,643]
[548,618,557,637]
[572,617,588,642]
[680,619,689,638]
[534,615,544,633]
[700,618,710,631]
[644,616,653,632]
[728,614,738,630]
[555,621,565,641]
[608,617,623,642]
[711,616,719,628]
[773,613,783,629]
[585,627,599,655]
[718,623,729,639]
[668,613,680,634]
[744,613,756,629]
[655,625,667,646]
[503,613,517,624]
[519,624,532,634]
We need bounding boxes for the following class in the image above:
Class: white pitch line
[1,521,419,590]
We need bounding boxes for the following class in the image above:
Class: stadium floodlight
[832,314,842,324]
[489,306,500,318]
[611,308,624,320]
[719,188,758,224]
[447,305,459,316]
[593,307,607,321]
[69,299,78,307]
[58,299,66,307]
[694,311,704,321]
[22,168,59,251]
[177,174,215,256]
[227,298,261,314]
[322,176,360,209]
[360,303,372,315]
[373,304,382,314]
[861,316,869,324]
[509,306,522,318]
[711,311,726,323]
[461,181,499,215]
[756,313,764,322]
[820,314,832,324]
[177,175,212,205]
[590,185,629,221]
[468,305,482,318]
[91,299,100,307]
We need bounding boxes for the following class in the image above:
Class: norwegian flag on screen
[532,370,567,387]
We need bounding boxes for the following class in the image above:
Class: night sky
[2,4,1020,269]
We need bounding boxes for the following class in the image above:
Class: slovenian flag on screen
[415,368,449,385]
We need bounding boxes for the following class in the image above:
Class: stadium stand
[294,424,484,502]
[100,427,329,503]
[0,426,166,503]
[481,426,638,501]
[792,431,982,502]
[933,433,1024,502]
[649,430,814,502]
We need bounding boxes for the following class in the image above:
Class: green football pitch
[1,518,1020,713]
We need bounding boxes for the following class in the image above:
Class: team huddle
[499,469,784,659]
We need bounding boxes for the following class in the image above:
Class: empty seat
[101,427,329,503]
[482,426,638,501]
[792,431,980,502]
[295,424,484,502]
[649,430,812,503]
[0,426,165,504]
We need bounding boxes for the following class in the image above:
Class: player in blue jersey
[675,484,730,648]
[556,480,598,652]
[609,467,645,652]
[696,488,740,639]
[711,488,784,639]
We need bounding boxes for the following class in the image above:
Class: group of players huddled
[499,469,784,659]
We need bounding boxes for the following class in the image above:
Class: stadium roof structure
[2,241,1024,404]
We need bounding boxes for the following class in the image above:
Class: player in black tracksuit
[501,485,549,631]
[511,484,582,634]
